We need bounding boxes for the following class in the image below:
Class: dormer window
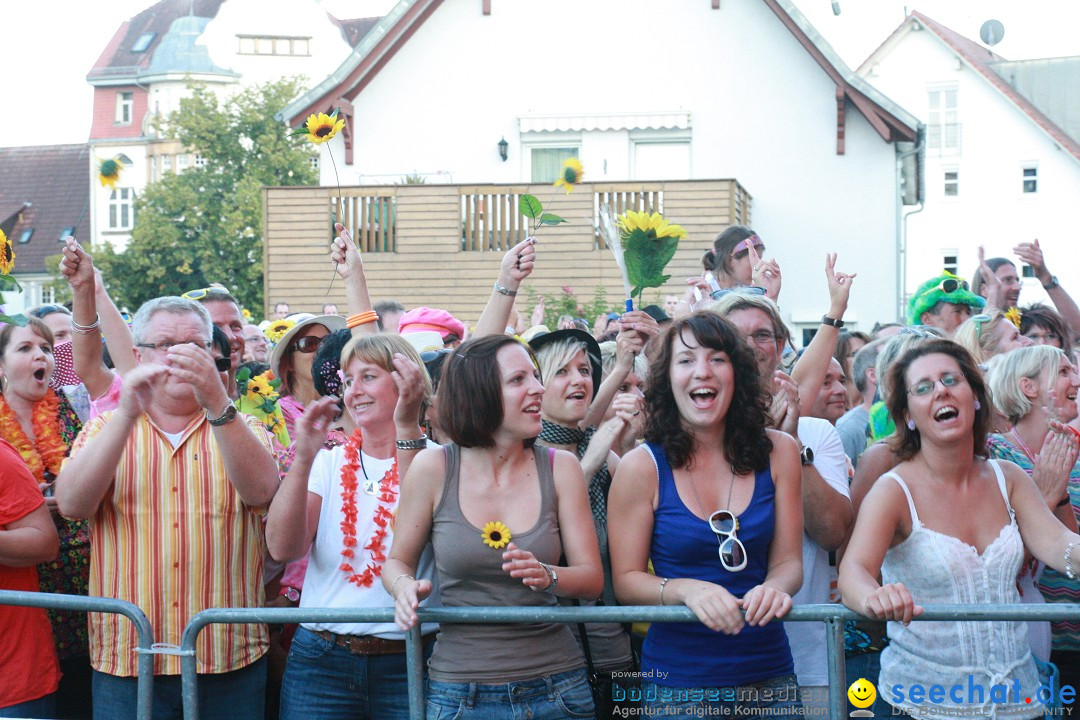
[131,32,156,53]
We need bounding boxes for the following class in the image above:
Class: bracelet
[659,577,670,605]
[71,313,101,335]
[395,434,428,451]
[1043,275,1060,291]
[820,315,845,329]
[346,311,379,329]
[1067,543,1078,580]
[493,282,517,297]
[390,573,415,599]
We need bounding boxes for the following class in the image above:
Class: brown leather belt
[313,629,435,656]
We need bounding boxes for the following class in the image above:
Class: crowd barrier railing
[180,602,1080,720]
[0,589,156,720]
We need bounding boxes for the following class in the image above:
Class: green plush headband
[906,272,987,325]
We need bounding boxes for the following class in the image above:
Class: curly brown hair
[644,312,772,473]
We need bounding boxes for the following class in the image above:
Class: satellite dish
[980,19,1005,46]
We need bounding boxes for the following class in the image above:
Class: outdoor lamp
[498,137,508,162]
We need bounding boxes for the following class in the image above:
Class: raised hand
[497,237,537,291]
[118,363,169,420]
[1032,420,1079,506]
[825,253,857,318]
[165,343,228,413]
[1013,239,1051,286]
[771,371,800,437]
[391,352,427,429]
[977,245,1007,310]
[748,241,782,301]
[59,237,96,293]
[330,223,364,279]
[293,396,339,459]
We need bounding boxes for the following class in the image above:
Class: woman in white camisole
[840,339,1080,719]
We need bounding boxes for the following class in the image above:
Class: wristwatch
[800,445,815,466]
[821,315,845,329]
[207,401,238,426]
[1043,275,1060,291]
[280,586,300,603]
[538,562,559,592]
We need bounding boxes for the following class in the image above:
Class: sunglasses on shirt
[709,510,747,572]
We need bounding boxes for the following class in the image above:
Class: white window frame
[177,154,189,173]
[943,167,959,198]
[942,249,959,276]
[927,84,960,155]
[162,154,173,173]
[521,132,581,184]
[630,128,692,181]
[1022,164,1038,194]
[109,188,134,230]
[116,92,134,125]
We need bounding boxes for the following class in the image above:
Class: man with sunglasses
[906,272,986,335]
[55,296,279,719]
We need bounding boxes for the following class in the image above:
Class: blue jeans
[642,674,803,717]
[92,656,266,720]
[279,626,433,720]
[0,692,57,718]
[426,668,594,720]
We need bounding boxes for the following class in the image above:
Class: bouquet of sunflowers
[236,367,290,447]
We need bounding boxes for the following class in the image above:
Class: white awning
[519,112,691,133]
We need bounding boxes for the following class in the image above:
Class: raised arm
[583,316,655,429]
[1015,240,1080,336]
[794,254,856,415]
[331,224,377,337]
[473,237,536,338]
[60,239,117,398]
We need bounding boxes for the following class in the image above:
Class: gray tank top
[427,444,585,682]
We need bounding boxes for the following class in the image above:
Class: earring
[907,419,916,431]
[974,399,982,411]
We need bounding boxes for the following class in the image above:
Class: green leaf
[0,274,22,292]
[519,194,543,219]
[0,312,28,326]
[623,230,680,297]
[235,367,252,383]
[539,212,567,226]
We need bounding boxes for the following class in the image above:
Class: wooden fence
[264,179,751,323]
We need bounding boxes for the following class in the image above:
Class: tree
[96,78,317,313]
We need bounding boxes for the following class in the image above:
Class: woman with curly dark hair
[607,312,803,717]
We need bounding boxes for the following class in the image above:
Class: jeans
[642,674,803,718]
[92,656,266,720]
[0,693,57,718]
[279,626,433,720]
[846,651,891,720]
[426,668,595,720]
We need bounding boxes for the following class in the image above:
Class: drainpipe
[896,129,925,322]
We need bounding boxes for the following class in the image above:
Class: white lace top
[880,461,1044,719]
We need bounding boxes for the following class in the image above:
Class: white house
[85,0,377,252]
[858,12,1080,305]
[282,0,921,331]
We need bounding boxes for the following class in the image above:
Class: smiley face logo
[848,678,877,709]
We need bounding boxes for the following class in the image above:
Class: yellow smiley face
[848,678,877,709]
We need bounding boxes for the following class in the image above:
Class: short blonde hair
[598,341,648,380]
[985,345,1064,424]
[339,333,433,405]
[535,338,590,390]
[953,310,1009,364]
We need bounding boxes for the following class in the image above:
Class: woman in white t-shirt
[265,333,436,720]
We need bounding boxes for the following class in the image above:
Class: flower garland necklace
[0,389,66,482]
[338,427,398,588]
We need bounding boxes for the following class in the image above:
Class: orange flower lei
[339,428,399,588]
[0,389,66,482]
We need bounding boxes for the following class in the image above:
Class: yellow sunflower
[481,521,511,549]
[1004,307,1022,329]
[617,210,686,240]
[99,157,124,189]
[553,158,584,194]
[265,319,295,343]
[246,374,274,399]
[302,111,346,145]
[0,228,13,275]
[242,308,252,322]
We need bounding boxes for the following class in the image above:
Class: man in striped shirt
[56,296,279,720]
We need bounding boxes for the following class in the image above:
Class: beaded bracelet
[71,313,101,335]
[1066,542,1078,580]
[346,311,379,329]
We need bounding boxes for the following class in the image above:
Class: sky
[0,0,1077,148]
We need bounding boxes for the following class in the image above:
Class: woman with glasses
[839,339,1080,719]
[270,314,346,438]
[608,312,803,717]
[953,309,1032,365]
[385,333,603,720]
[700,225,780,302]
[1020,303,1071,350]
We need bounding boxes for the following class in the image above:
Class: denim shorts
[426,667,595,720]
[642,674,803,718]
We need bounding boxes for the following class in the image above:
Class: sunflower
[99,157,124,189]
[246,373,275,399]
[481,521,511,549]
[553,158,584,194]
[1004,307,1022,329]
[265,319,295,343]
[0,228,13,275]
[242,308,252,322]
[617,210,687,240]
[301,111,346,145]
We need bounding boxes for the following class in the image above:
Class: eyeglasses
[907,372,965,397]
[181,286,231,301]
[291,335,322,354]
[710,286,767,301]
[136,340,211,352]
[919,277,969,299]
[970,314,993,341]
[746,330,777,346]
[708,510,747,572]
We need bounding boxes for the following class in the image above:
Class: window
[162,155,173,173]
[942,253,958,275]
[194,154,208,169]
[944,169,959,197]
[59,226,75,241]
[116,92,134,125]
[17,229,34,244]
[309,156,320,170]
[1022,265,1036,278]
[237,35,311,56]
[131,32,156,53]
[1023,166,1038,193]
[530,147,578,183]
[150,155,157,180]
[927,86,959,153]
[177,154,189,173]
[109,188,134,230]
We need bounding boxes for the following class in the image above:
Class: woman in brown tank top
[384,334,604,719]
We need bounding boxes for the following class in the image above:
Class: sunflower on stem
[99,156,125,189]
[0,228,27,326]
[518,157,584,236]
[292,108,347,293]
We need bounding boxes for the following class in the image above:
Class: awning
[519,112,691,133]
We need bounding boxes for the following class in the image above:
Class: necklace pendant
[362,477,380,496]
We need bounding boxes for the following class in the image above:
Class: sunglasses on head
[291,335,322,354]
[920,278,969,298]
[708,510,747,572]
[730,236,765,260]
[710,286,767,301]
[30,304,71,319]
[420,348,454,363]
[182,286,232,301]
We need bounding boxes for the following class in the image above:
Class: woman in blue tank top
[608,312,804,717]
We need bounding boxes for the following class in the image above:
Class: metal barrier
[180,602,1080,720]
[0,590,156,720]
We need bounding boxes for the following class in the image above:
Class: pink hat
[397,307,464,341]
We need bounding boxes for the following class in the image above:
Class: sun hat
[269,314,347,379]
[397,307,465,341]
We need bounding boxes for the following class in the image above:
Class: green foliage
[95,78,317,313]
[523,284,619,331]
[623,231,680,305]
[519,194,543,219]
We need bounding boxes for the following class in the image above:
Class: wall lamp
[498,137,508,162]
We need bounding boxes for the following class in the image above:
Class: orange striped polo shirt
[68,411,272,676]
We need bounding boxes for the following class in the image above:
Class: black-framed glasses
[215,357,232,372]
[136,340,211,352]
[907,372,965,397]
[291,335,321,354]
[708,510,747,572]
[181,286,231,301]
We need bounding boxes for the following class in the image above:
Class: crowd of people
[3,223,1080,720]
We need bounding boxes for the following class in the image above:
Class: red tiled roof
[0,145,91,275]
[908,11,1080,164]
[88,0,225,82]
